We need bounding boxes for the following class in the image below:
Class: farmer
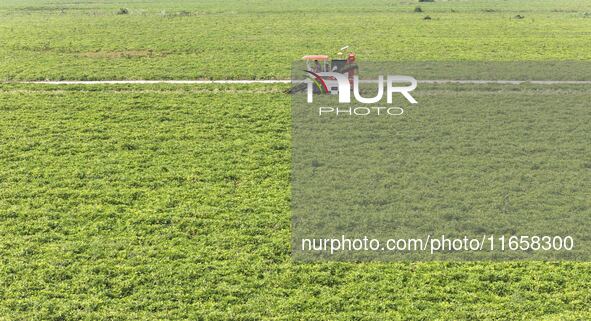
[313,60,321,72]
[344,52,358,85]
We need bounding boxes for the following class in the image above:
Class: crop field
[1,0,591,320]
[1,83,590,319]
[1,0,591,80]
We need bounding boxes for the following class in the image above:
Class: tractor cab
[288,47,358,95]
[302,55,330,73]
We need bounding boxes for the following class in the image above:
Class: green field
[1,0,591,80]
[291,80,591,262]
[1,84,590,319]
[1,0,591,320]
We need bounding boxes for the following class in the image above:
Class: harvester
[288,46,359,95]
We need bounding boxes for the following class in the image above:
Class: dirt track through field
[9,80,591,85]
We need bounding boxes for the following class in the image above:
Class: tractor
[288,46,359,95]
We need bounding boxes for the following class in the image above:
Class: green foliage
[1,0,591,80]
[292,80,591,261]
[0,84,590,319]
[0,0,591,319]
